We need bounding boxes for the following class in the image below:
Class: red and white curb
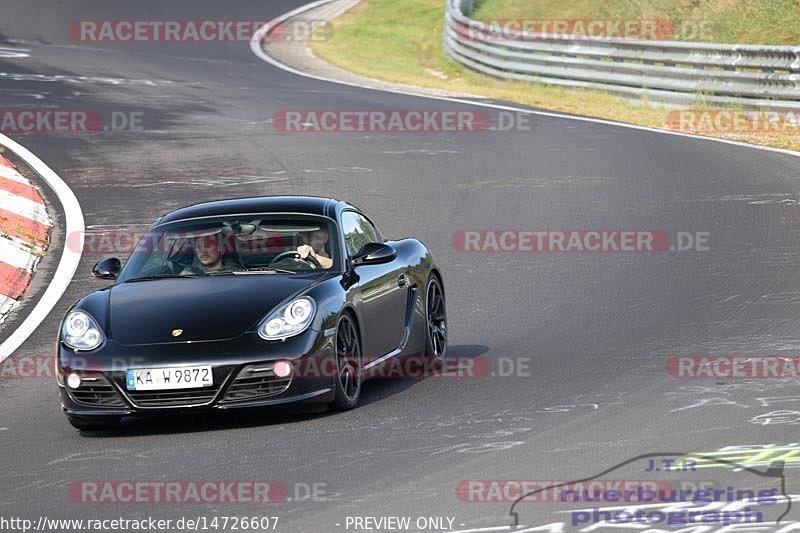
[0,154,52,323]
[0,133,84,363]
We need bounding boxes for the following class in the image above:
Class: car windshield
[118,214,340,282]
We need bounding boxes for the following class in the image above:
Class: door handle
[397,274,407,287]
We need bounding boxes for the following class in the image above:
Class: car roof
[155,196,359,226]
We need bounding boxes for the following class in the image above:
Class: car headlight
[258,296,316,341]
[61,310,105,351]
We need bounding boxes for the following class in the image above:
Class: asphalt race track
[1,1,800,531]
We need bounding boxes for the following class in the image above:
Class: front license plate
[126,366,213,391]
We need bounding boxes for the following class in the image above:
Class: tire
[329,313,362,411]
[424,274,447,362]
[66,415,121,431]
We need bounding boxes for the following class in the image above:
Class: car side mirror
[92,258,122,279]
[352,242,396,266]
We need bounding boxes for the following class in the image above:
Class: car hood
[108,274,330,346]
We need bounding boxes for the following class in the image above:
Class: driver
[297,228,333,269]
[181,229,239,275]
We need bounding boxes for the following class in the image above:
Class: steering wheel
[269,250,322,270]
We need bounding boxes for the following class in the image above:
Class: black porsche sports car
[57,196,447,430]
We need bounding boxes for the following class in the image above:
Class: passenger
[297,228,333,269]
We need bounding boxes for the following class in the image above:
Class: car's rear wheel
[424,275,447,361]
[330,313,362,411]
[66,415,121,431]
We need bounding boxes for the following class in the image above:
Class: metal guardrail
[444,0,800,110]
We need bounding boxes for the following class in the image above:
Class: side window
[341,211,379,256]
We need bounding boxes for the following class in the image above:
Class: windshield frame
[116,212,343,283]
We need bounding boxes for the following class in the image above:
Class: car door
[341,210,408,359]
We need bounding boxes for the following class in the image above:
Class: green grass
[312,0,457,81]
[311,0,800,151]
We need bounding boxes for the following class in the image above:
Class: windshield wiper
[125,274,197,283]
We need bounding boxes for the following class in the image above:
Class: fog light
[273,361,292,378]
[66,372,82,389]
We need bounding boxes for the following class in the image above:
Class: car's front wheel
[329,313,362,411]
[66,415,121,431]
[424,275,447,361]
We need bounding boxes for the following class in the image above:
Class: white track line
[250,0,800,160]
[0,134,84,362]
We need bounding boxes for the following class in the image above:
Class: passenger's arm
[314,254,333,269]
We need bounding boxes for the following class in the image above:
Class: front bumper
[58,329,336,417]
